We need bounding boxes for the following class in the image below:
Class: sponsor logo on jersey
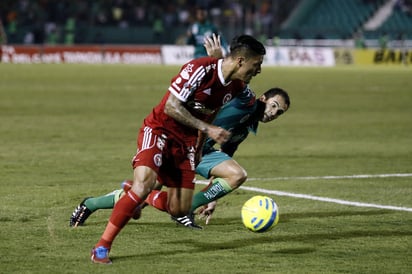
[202,88,211,95]
[153,153,162,167]
[205,63,216,73]
[223,93,232,104]
[156,136,165,150]
[240,114,251,123]
[180,63,194,80]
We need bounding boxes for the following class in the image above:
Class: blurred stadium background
[1,0,411,65]
[1,2,412,272]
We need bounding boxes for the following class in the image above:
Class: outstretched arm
[204,33,224,58]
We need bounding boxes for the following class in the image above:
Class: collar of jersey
[217,59,231,86]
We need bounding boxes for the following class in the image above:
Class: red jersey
[143,57,246,143]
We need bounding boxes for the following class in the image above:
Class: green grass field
[0,64,411,274]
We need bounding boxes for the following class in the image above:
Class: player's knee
[133,166,157,195]
[230,167,247,188]
[131,181,152,198]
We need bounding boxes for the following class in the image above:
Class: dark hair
[264,87,290,108]
[229,35,266,57]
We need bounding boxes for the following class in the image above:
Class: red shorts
[132,126,197,189]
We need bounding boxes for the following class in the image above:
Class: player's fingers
[204,36,212,45]
[212,33,220,42]
[203,39,210,49]
[219,129,231,143]
[197,205,208,218]
[205,213,213,225]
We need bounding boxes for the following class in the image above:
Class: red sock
[111,191,143,227]
[145,190,168,212]
[96,191,142,248]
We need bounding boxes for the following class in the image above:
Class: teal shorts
[195,150,232,179]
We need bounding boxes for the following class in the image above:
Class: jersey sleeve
[168,61,206,103]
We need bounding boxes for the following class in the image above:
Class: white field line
[196,173,412,213]
[245,173,412,181]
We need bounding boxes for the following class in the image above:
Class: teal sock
[84,189,123,212]
[190,178,233,212]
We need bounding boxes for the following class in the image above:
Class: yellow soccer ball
[241,195,279,232]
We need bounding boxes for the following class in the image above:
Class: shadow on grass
[82,209,410,263]
[113,226,412,262]
[110,214,412,263]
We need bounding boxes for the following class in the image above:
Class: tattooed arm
[164,94,230,145]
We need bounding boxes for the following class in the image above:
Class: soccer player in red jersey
[91,35,266,264]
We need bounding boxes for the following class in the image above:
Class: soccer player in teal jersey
[187,7,228,58]
[183,85,290,223]
[70,86,290,228]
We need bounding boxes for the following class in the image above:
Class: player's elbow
[164,95,180,116]
[164,103,173,116]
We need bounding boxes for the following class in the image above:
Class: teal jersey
[188,21,220,58]
[202,87,259,157]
